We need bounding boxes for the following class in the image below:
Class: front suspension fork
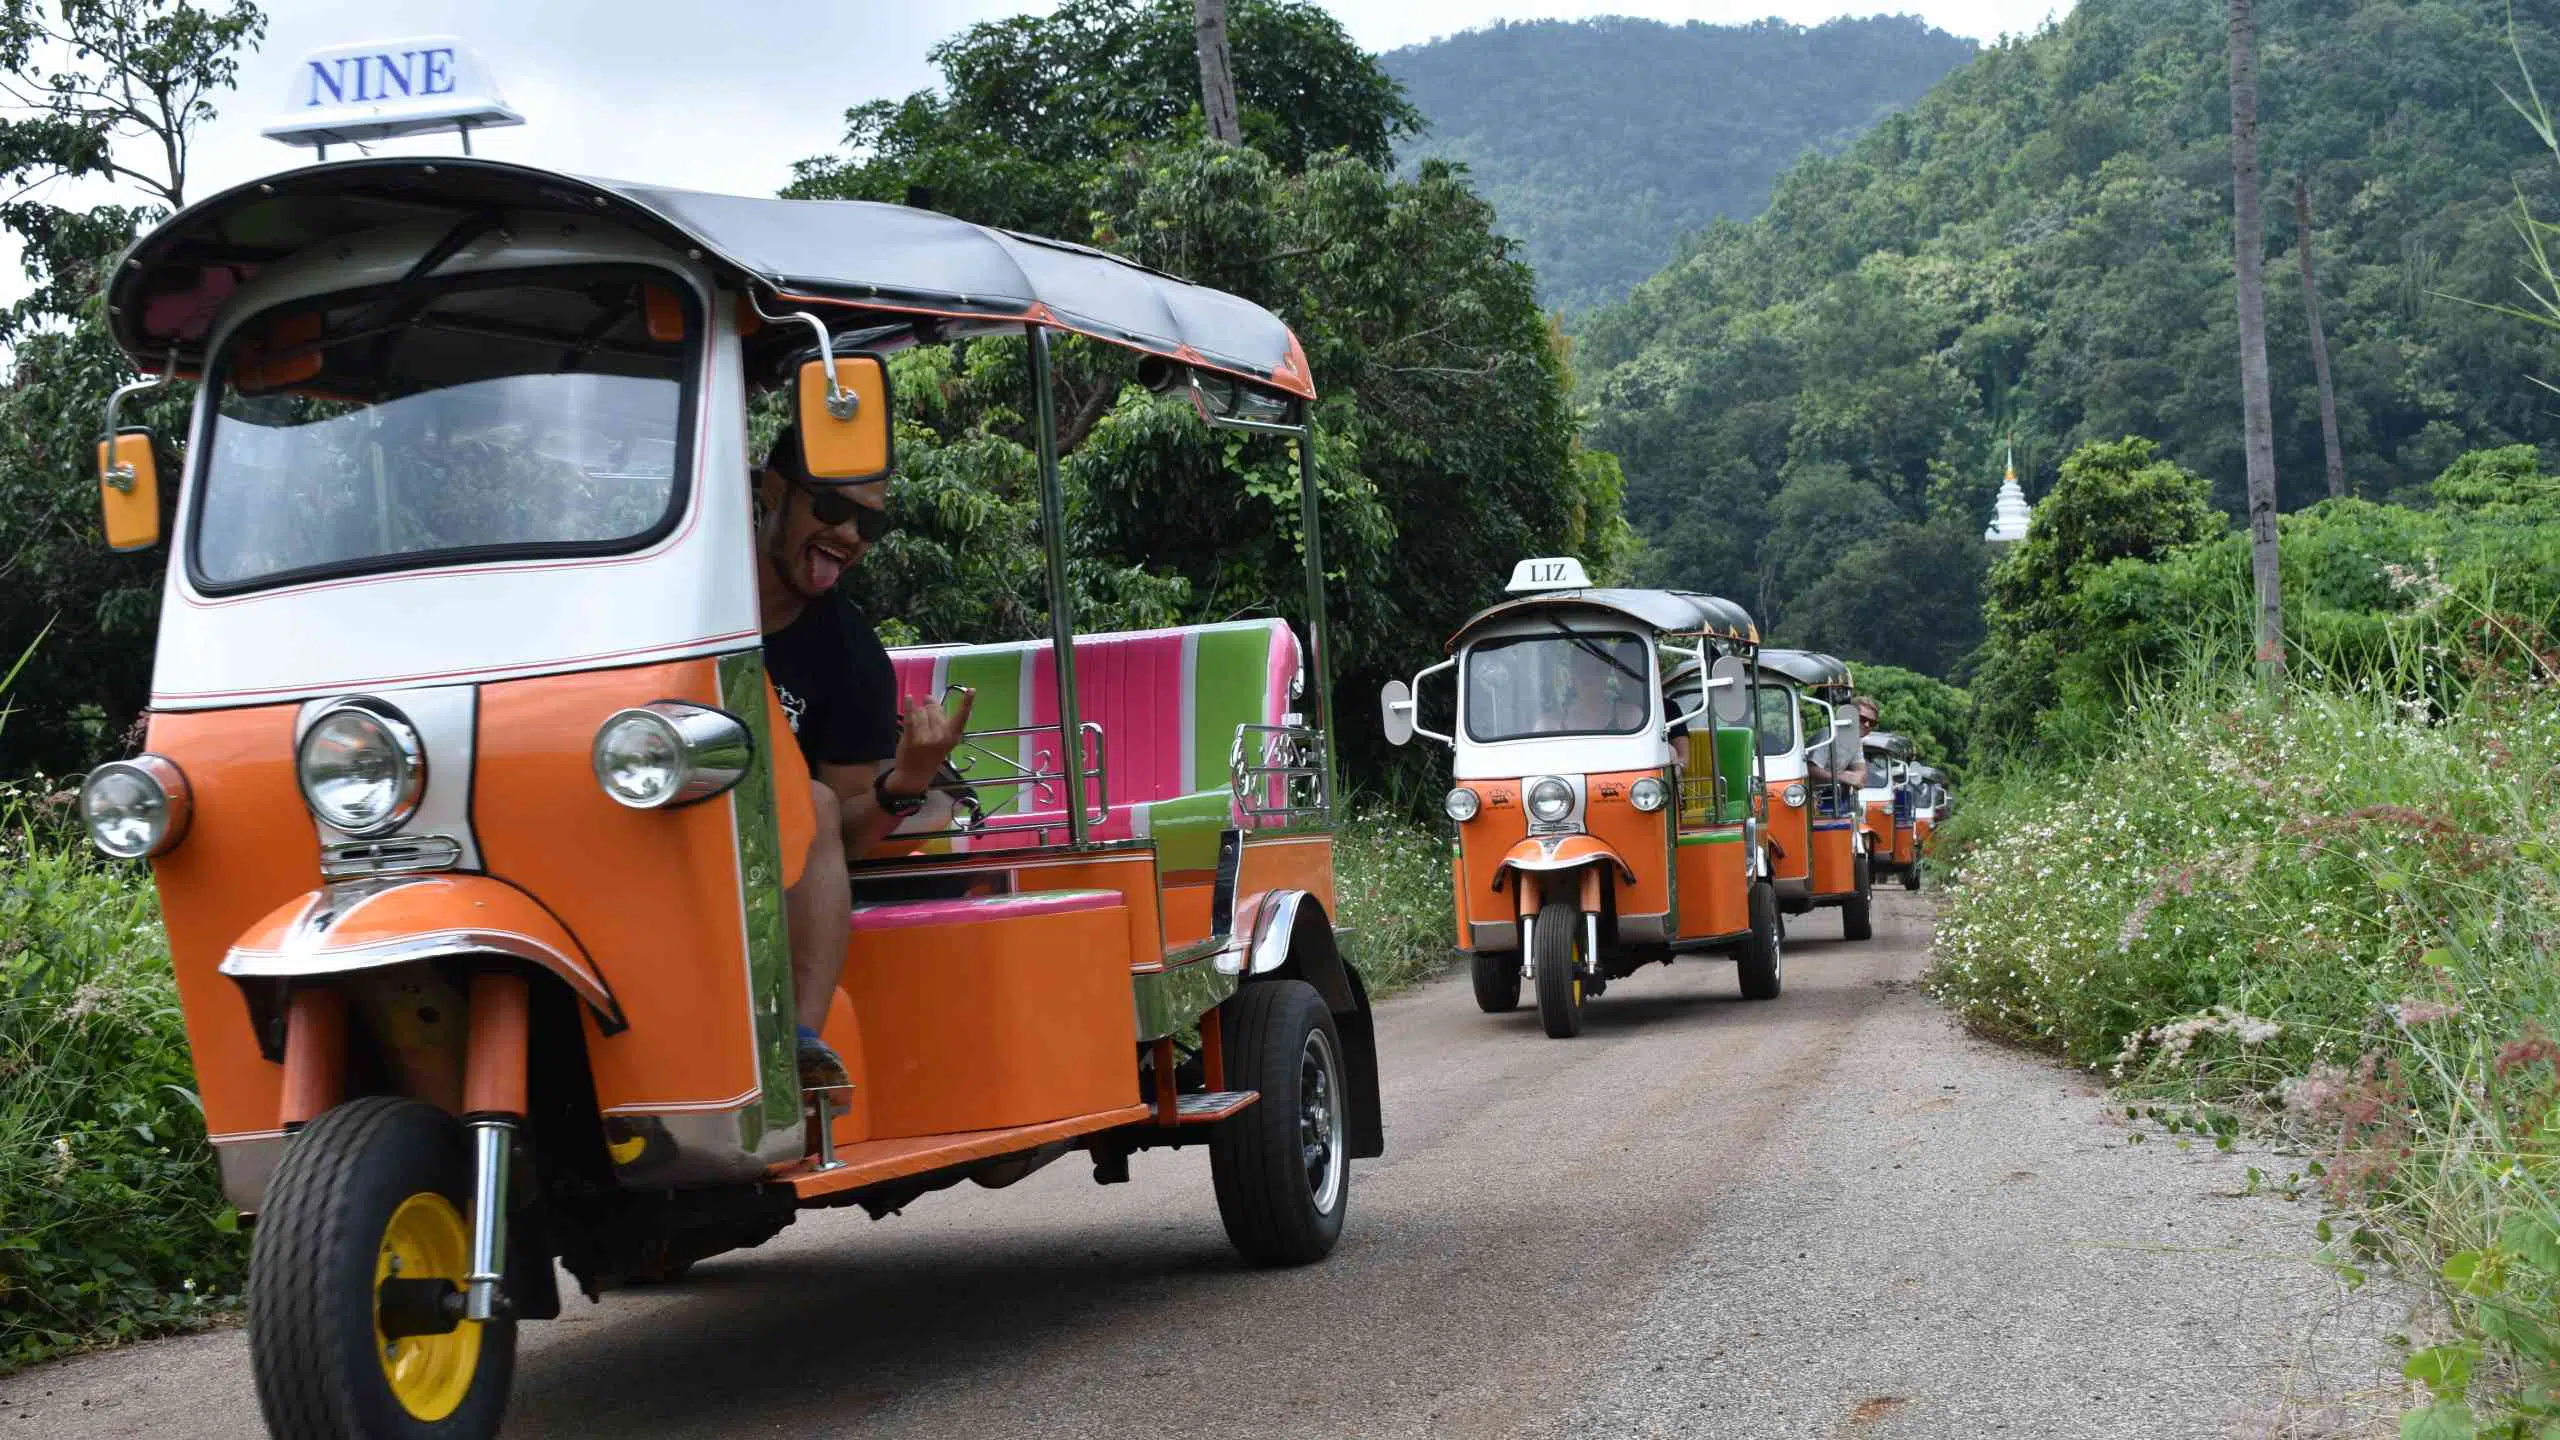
[1515,867,1605,979]
[460,971,529,1322]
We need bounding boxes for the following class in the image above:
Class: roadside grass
[1929,609,2560,1433]
[1331,801,1459,996]
[0,788,243,1373]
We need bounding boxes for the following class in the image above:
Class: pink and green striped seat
[887,617,1303,850]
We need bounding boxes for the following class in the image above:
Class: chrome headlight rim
[296,699,426,838]
[1628,776,1669,813]
[1782,781,1807,809]
[79,755,190,859]
[1443,785,1481,823]
[1526,776,1574,824]
[592,702,754,810]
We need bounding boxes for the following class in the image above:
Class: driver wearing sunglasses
[754,421,973,1091]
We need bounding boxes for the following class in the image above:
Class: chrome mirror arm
[100,354,176,491]
[747,289,856,420]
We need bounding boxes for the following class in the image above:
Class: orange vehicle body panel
[225,875,616,1017]
[1452,779,1526,911]
[1810,821,1857,896]
[787,1102,1154,1202]
[1581,769,1669,923]
[1159,832,1334,949]
[145,704,321,1142]
[475,659,764,1118]
[1763,779,1811,886]
[1916,816,1936,855]
[836,901,1137,1139]
[1863,800,1893,860]
[1672,830,1750,941]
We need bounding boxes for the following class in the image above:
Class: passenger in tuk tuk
[1807,694,1874,791]
[752,421,973,1086]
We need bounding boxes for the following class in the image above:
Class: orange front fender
[223,874,623,1030]
[1492,833,1637,890]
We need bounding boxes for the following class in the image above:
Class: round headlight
[1444,786,1481,823]
[298,702,424,836]
[593,704,752,810]
[1629,776,1669,813]
[1782,782,1807,809]
[80,756,189,859]
[1527,777,1574,824]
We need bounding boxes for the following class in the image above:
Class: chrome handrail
[1229,723,1329,826]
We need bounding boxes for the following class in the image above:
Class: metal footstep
[804,1084,856,1171]
[1169,1090,1258,1124]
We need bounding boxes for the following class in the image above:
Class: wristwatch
[873,770,928,818]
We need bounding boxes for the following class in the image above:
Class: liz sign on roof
[260,38,524,151]
[1506,556,1591,593]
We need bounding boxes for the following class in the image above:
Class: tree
[2293,177,2346,500]
[2228,0,2284,680]
[1192,0,1239,144]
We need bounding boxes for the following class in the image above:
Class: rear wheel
[1737,881,1784,1000]
[250,1096,516,1440]
[1532,899,1584,1039]
[1470,950,1522,1013]
[1211,981,1348,1266]
[1902,862,1922,892]
[1842,854,1874,942]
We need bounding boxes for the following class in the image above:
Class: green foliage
[2432,444,2560,515]
[1580,0,2560,679]
[1930,579,2560,1429]
[786,0,1417,236]
[1848,663,1971,776]
[0,796,242,1370]
[1382,16,1975,312]
[1329,804,1455,997]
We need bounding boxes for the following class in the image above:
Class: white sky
[167,1,2072,204]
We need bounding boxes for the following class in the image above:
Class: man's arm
[817,693,974,856]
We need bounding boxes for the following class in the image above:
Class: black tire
[1842,854,1875,942]
[1470,949,1522,1013]
[1737,881,1784,1000]
[251,1096,517,1440]
[1532,899,1584,1039]
[1902,862,1922,892]
[1211,981,1349,1266]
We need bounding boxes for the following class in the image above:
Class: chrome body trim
[1617,912,1671,945]
[212,1130,286,1213]
[1775,876,1811,902]
[1133,952,1239,1043]
[1231,722,1331,829]
[292,685,482,869]
[601,1106,781,1188]
[718,649,803,1158]
[1523,773,1587,836]
[320,834,464,880]
[1467,919,1518,952]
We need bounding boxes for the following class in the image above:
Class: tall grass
[1331,802,1459,996]
[1931,595,2560,1433]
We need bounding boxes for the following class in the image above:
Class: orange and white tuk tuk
[77,155,1380,1439]
[1381,559,1781,1038]
[1751,649,1873,942]
[1911,763,1949,870]
[1859,730,1921,891]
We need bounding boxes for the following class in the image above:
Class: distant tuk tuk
[78,156,1381,1439]
[1381,558,1781,1038]
[1750,648,1873,941]
[1859,730,1921,891]
[1912,763,1950,866]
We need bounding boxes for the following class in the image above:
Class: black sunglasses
[798,482,891,541]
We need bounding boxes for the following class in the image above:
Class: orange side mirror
[796,353,892,482]
[96,429,160,552]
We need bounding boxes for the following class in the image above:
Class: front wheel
[1902,862,1922,892]
[1737,881,1784,1000]
[1841,854,1874,942]
[1532,899,1584,1039]
[1470,949,1522,1013]
[1211,981,1349,1266]
[250,1096,516,1440]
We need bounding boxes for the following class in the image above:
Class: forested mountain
[1578,0,2560,678]
[1381,16,1977,312]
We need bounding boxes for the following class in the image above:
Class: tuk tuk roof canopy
[1446,588,1758,651]
[1862,731,1914,758]
[104,157,1316,400]
[1755,648,1851,688]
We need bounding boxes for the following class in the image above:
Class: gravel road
[0,892,2408,1437]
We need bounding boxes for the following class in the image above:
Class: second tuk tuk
[1751,649,1874,942]
[1382,558,1782,1038]
[78,155,1383,1440]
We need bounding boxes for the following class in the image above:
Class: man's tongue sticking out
[805,542,846,593]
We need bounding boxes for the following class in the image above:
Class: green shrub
[1930,609,2560,1428]
[1330,803,1456,997]
[0,795,243,1371]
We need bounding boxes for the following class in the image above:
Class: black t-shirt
[764,594,899,771]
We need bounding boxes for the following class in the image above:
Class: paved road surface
[0,893,2403,1437]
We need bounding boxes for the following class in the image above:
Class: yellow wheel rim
[374,1192,482,1422]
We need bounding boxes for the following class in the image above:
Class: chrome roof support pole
[1027,325,1089,849]
[1292,425,1338,815]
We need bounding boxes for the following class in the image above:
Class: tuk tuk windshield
[1463,631,1652,743]
[1754,682,1797,757]
[190,267,694,592]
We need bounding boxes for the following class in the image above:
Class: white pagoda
[1984,443,2030,543]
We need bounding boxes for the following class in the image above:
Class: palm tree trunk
[2230,0,2285,682]
[1193,0,1242,145]
[2294,177,2347,500]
